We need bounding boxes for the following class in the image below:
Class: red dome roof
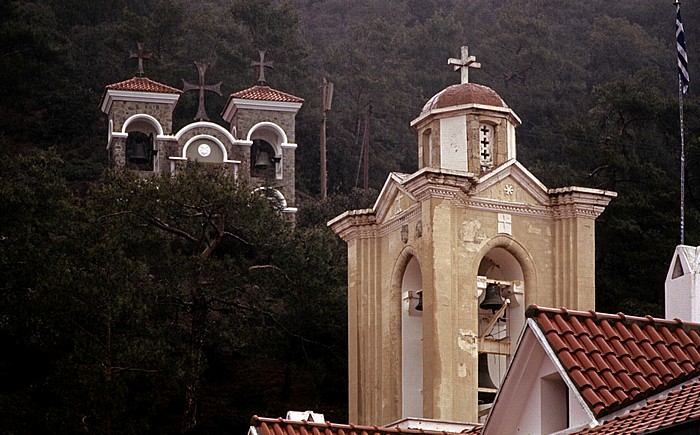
[421,83,507,115]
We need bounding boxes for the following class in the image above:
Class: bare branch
[248,265,295,284]
[111,366,159,374]
[147,214,199,243]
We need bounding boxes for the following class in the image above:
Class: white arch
[121,113,164,136]
[179,134,237,163]
[174,121,237,145]
[246,121,289,150]
[252,187,288,209]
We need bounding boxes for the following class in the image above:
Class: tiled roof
[230,86,304,103]
[528,305,700,417]
[574,377,700,434]
[250,416,481,435]
[105,77,182,94]
[421,84,506,116]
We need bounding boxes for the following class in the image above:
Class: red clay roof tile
[105,76,182,94]
[573,377,700,434]
[526,305,700,418]
[250,417,481,435]
[229,85,304,103]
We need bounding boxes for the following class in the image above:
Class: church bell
[254,150,271,169]
[480,283,504,311]
[478,353,497,390]
[129,140,150,164]
[415,290,423,311]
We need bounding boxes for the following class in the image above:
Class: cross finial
[182,61,222,121]
[448,46,481,84]
[129,42,152,77]
[251,50,274,86]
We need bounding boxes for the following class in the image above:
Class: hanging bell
[254,150,270,169]
[478,353,497,390]
[479,283,504,312]
[415,290,423,311]
[129,140,149,163]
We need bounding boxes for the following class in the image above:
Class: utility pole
[362,104,372,191]
[320,78,334,199]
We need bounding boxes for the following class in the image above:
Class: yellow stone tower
[328,47,616,425]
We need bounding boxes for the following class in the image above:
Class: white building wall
[665,245,700,322]
[439,115,467,172]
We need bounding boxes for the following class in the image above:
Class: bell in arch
[415,290,423,311]
[480,283,504,312]
[127,132,152,164]
[478,353,497,390]
[254,150,271,169]
[130,142,149,163]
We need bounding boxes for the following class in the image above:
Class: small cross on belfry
[182,62,222,121]
[130,42,152,77]
[251,50,274,86]
[448,46,481,84]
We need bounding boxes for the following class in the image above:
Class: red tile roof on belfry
[574,377,700,434]
[106,77,182,94]
[527,305,700,417]
[250,416,481,435]
[230,86,304,103]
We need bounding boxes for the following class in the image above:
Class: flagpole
[679,72,686,245]
[675,0,689,245]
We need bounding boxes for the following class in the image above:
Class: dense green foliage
[0,154,355,433]
[1,0,699,432]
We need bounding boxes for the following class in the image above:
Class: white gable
[483,321,595,435]
[665,245,700,322]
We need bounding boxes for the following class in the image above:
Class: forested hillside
[1,0,699,433]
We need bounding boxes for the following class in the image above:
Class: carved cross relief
[479,124,494,169]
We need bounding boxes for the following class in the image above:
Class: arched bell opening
[476,247,526,411]
[401,255,423,418]
[248,123,284,181]
[124,116,160,171]
[250,139,278,179]
[126,131,155,171]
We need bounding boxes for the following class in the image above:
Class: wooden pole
[320,78,333,199]
[362,104,372,191]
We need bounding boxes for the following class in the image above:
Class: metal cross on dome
[130,42,152,77]
[251,50,274,86]
[182,61,222,121]
[448,46,481,84]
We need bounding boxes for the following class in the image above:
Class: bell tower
[329,46,616,425]
[101,43,181,172]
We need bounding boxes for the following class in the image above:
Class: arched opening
[250,139,278,179]
[123,115,162,172]
[421,129,432,168]
[476,247,526,409]
[401,255,423,418]
[126,131,154,171]
[248,123,284,180]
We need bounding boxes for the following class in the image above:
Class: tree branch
[146,214,199,243]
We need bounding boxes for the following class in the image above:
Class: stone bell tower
[101,46,303,217]
[328,46,616,426]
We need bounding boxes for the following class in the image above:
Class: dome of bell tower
[420,83,508,116]
[411,80,520,174]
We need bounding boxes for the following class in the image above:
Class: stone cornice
[463,197,552,218]
[403,168,477,202]
[549,187,617,219]
[327,209,377,241]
